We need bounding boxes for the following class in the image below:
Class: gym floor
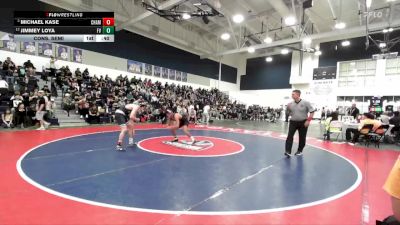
[0,120,399,225]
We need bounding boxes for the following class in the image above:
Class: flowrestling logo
[162,140,214,151]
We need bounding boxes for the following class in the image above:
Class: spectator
[14,102,28,128]
[347,103,360,119]
[346,113,384,144]
[1,108,14,128]
[23,60,35,70]
[202,103,210,124]
[380,112,391,125]
[324,112,339,141]
[2,57,15,74]
[35,90,50,130]
[0,77,9,101]
[87,104,100,124]
[389,111,400,127]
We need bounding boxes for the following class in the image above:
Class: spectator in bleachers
[14,102,28,128]
[2,57,15,75]
[87,104,100,124]
[62,93,74,117]
[10,92,23,109]
[23,60,35,70]
[77,96,89,119]
[0,77,9,101]
[1,108,14,128]
[35,90,50,130]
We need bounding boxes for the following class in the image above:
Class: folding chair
[324,121,343,141]
[367,124,389,148]
[357,124,374,146]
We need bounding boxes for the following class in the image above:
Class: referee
[285,90,315,157]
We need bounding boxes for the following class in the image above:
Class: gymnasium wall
[0,0,239,88]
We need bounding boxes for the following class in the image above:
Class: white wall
[0,50,211,89]
[82,50,127,71]
[229,89,292,107]
[290,51,319,85]
[0,31,240,92]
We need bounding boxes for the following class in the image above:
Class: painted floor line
[154,156,286,224]
[61,131,166,142]
[24,131,169,160]
[45,157,171,187]
[25,147,113,160]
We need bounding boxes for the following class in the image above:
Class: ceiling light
[232,14,244,23]
[264,36,273,43]
[314,50,322,56]
[193,2,202,6]
[281,48,289,54]
[383,29,389,33]
[366,0,372,8]
[247,47,255,53]
[388,27,394,32]
[341,40,350,46]
[266,57,273,62]
[284,16,296,26]
[303,37,312,45]
[221,33,230,40]
[335,22,346,29]
[182,13,191,20]
[379,43,387,48]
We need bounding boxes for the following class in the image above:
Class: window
[338,59,376,87]
[385,58,400,76]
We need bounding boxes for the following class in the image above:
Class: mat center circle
[138,136,244,157]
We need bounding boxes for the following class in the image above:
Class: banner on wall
[162,68,168,79]
[181,72,187,82]
[0,34,17,52]
[176,71,182,81]
[154,66,161,77]
[144,63,152,76]
[127,60,143,74]
[38,42,53,57]
[71,48,82,63]
[20,42,36,55]
[56,45,69,61]
[169,69,175,80]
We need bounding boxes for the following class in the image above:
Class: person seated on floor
[1,108,14,128]
[345,112,384,144]
[324,112,339,141]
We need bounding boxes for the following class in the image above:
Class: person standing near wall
[285,90,315,157]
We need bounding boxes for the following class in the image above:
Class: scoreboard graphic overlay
[14,11,114,42]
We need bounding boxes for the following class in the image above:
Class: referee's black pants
[285,120,308,154]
